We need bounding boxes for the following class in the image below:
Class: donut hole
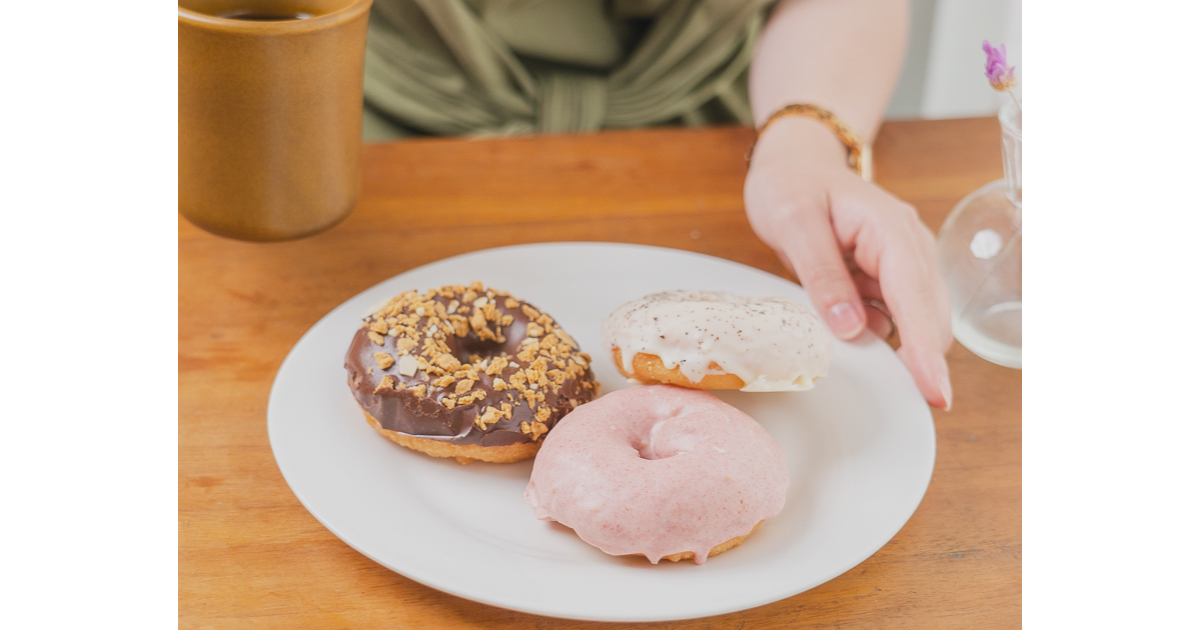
[451,337,510,366]
[633,418,688,460]
[444,331,525,368]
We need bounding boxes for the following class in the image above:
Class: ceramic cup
[179,0,372,241]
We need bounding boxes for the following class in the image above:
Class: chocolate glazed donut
[345,282,600,463]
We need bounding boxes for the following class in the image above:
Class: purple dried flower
[983,40,1017,92]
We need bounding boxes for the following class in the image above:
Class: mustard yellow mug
[179,0,372,241]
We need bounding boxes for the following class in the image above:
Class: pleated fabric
[363,0,771,140]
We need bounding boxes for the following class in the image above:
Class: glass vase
[936,99,1022,368]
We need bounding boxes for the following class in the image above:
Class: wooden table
[180,118,1021,628]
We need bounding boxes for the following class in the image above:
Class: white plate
[268,242,935,622]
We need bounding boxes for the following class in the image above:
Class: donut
[344,282,600,464]
[601,290,833,392]
[525,385,788,564]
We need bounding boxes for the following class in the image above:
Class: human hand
[744,118,953,409]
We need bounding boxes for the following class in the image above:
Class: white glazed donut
[525,385,789,564]
[601,290,834,392]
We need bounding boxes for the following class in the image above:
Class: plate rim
[267,241,936,622]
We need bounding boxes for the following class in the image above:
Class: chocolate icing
[344,285,599,446]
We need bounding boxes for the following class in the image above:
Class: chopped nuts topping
[374,352,395,369]
[520,420,549,441]
[485,357,507,376]
[556,329,578,349]
[358,283,599,440]
[396,354,419,377]
[374,375,399,393]
[522,388,544,406]
[434,353,461,372]
[476,406,503,430]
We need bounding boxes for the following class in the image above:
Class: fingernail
[940,375,954,412]
[827,301,864,339]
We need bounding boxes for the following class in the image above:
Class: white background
[0,1,1196,626]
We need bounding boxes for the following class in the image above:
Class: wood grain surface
[180,118,1021,628]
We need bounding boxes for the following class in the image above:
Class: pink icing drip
[525,385,789,564]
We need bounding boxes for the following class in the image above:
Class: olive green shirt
[363,0,772,141]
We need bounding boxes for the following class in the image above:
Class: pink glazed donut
[524,385,788,564]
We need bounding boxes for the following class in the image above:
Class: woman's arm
[752,0,907,138]
[745,0,954,409]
